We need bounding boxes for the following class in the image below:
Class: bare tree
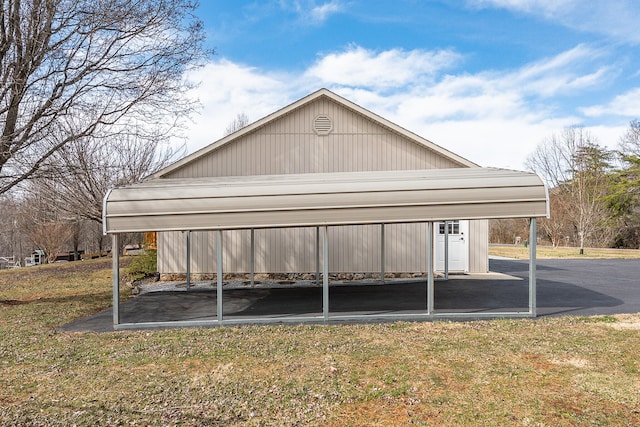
[619,119,640,156]
[489,218,529,245]
[526,127,613,253]
[539,188,573,247]
[0,193,28,261]
[224,112,250,136]
[29,221,74,263]
[15,190,71,262]
[32,134,183,224]
[0,0,208,195]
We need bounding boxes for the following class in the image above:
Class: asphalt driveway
[60,258,640,332]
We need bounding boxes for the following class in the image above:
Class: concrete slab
[59,258,640,332]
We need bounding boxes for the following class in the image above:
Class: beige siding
[469,220,489,273]
[159,224,432,274]
[157,96,487,274]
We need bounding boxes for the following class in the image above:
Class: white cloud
[510,44,610,97]
[330,45,609,124]
[310,1,344,22]
[183,59,297,150]
[410,118,575,169]
[182,45,627,169]
[468,0,640,43]
[469,0,574,14]
[581,88,640,117]
[304,45,462,90]
[278,0,345,24]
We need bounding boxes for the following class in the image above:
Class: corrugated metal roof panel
[103,168,548,233]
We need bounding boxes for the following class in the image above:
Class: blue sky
[184,0,640,169]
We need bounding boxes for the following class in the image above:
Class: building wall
[158,96,488,275]
[166,97,459,178]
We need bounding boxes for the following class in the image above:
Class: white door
[435,220,468,272]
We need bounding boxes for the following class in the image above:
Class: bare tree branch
[224,112,250,136]
[28,132,184,224]
[0,0,209,194]
[526,126,614,252]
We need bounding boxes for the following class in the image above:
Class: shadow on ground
[59,258,640,332]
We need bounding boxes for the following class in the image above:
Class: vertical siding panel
[315,131,321,174]
[224,229,234,271]
[297,227,303,271]
[245,134,251,176]
[226,229,233,272]
[306,227,313,272]
[328,227,337,272]
[295,228,303,272]
[387,135,394,170]
[254,229,265,272]
[374,133,381,171]
[239,137,246,176]
[260,132,267,175]
[367,225,375,272]
[263,229,273,272]
[304,227,311,272]
[412,143,419,169]
[270,227,278,272]
[232,139,239,176]
[469,220,489,273]
[192,231,214,274]
[269,132,276,175]
[157,232,170,273]
[205,230,215,273]
[217,146,225,176]
[387,224,398,272]
[168,231,185,274]
[356,133,362,172]
[209,149,216,176]
[191,231,202,273]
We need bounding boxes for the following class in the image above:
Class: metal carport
[103,168,549,329]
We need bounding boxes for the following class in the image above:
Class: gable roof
[153,88,477,178]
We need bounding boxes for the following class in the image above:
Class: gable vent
[313,114,333,136]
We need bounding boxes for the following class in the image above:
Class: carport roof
[103,168,549,234]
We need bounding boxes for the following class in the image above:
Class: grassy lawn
[490,244,640,259]
[1,259,640,425]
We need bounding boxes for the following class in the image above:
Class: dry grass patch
[489,245,640,259]
[1,259,640,425]
[606,313,640,331]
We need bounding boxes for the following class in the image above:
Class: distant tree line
[0,134,182,263]
[0,0,208,264]
[490,120,640,252]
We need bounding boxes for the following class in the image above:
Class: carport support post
[427,222,434,315]
[316,227,320,285]
[250,229,255,287]
[112,234,120,326]
[444,221,449,280]
[216,230,223,322]
[529,218,537,317]
[322,226,329,320]
[380,224,385,283]
[186,231,191,289]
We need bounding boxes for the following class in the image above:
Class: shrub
[125,249,157,282]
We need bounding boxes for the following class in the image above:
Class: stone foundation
[159,272,429,282]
